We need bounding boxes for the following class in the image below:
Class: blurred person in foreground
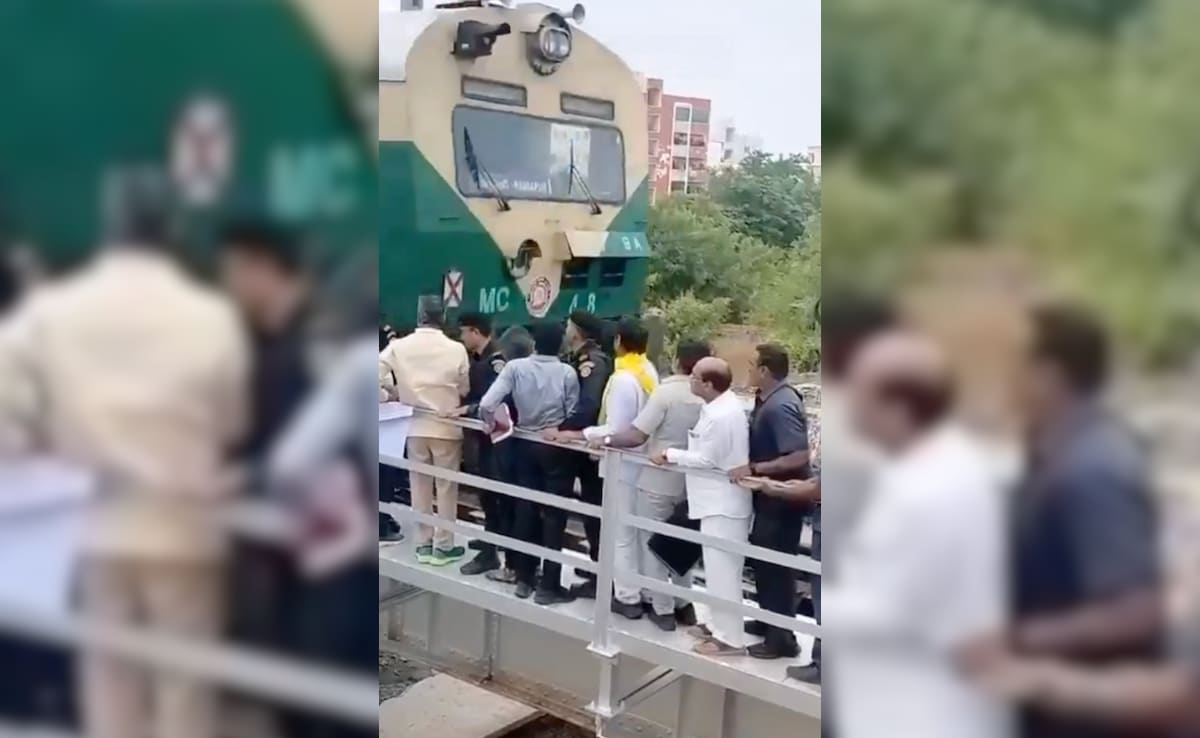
[964,304,1164,738]
[550,316,659,617]
[556,310,612,596]
[649,357,753,657]
[266,303,379,738]
[589,339,711,631]
[824,332,1012,738]
[379,296,469,567]
[450,311,515,577]
[478,321,580,604]
[218,220,313,657]
[0,253,76,725]
[0,170,249,738]
[788,289,895,688]
[730,343,813,661]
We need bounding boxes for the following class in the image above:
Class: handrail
[0,487,375,726]
[398,406,786,483]
[0,602,378,725]
[380,415,821,640]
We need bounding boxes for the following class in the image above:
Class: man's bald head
[850,331,956,447]
[690,356,734,401]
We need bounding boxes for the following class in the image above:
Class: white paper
[0,460,93,616]
[379,402,413,422]
[379,408,413,462]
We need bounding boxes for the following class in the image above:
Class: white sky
[379,0,822,154]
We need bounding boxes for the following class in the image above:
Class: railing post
[590,448,623,655]
[589,448,624,723]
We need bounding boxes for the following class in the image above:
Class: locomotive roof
[379,1,574,82]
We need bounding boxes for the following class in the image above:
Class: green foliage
[645,154,822,373]
[656,292,733,357]
[824,0,1200,367]
[709,152,821,249]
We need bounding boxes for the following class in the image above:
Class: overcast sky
[580,0,820,154]
[380,0,821,154]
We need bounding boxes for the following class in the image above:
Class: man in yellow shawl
[549,316,658,618]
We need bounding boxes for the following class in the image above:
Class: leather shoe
[514,581,533,600]
[460,553,500,576]
[787,663,820,684]
[535,587,577,606]
[748,641,800,660]
[648,611,677,632]
[570,579,598,599]
[611,599,643,620]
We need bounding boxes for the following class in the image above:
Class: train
[0,0,376,313]
[379,0,651,330]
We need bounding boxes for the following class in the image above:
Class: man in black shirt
[455,311,513,577]
[218,220,313,656]
[219,220,312,464]
[731,343,813,660]
[556,310,612,598]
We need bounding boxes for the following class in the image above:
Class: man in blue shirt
[731,344,813,660]
[478,321,580,604]
[969,304,1164,738]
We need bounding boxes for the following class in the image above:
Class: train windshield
[452,106,626,205]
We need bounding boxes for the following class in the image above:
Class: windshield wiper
[568,140,602,215]
[463,127,511,212]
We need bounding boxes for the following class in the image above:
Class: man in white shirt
[549,317,658,619]
[590,339,711,631]
[379,296,470,567]
[650,357,752,657]
[824,332,1012,738]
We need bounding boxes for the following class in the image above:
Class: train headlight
[539,26,571,62]
[527,14,572,75]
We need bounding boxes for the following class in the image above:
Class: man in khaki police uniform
[0,170,250,738]
[379,295,470,566]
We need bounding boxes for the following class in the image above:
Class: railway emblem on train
[528,276,554,318]
[443,269,464,308]
[169,95,235,208]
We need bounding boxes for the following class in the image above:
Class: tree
[823,0,1200,366]
[709,151,821,249]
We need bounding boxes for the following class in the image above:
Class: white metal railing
[379,410,821,648]
[0,497,377,727]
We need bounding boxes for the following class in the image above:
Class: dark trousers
[477,437,516,563]
[577,454,603,572]
[508,438,575,589]
[378,460,409,537]
[0,638,75,727]
[749,499,808,651]
[279,560,377,738]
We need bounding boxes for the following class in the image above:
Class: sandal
[692,637,746,657]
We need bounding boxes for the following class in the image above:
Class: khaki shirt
[632,375,704,497]
[0,249,250,560]
[379,327,469,440]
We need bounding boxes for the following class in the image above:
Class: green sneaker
[430,546,466,566]
[415,545,435,564]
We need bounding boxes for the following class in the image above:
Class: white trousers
[698,515,750,648]
[612,481,642,604]
[635,484,693,615]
